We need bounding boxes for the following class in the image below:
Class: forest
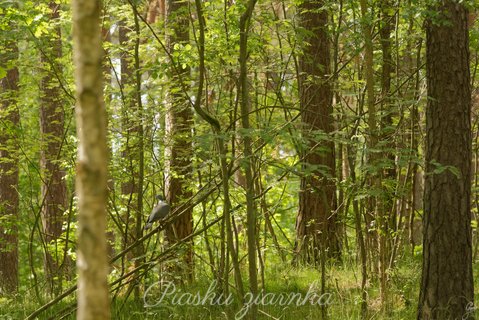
[0,0,478,319]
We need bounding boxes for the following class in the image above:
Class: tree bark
[418,2,474,319]
[295,0,340,263]
[119,19,137,250]
[0,37,19,295]
[164,0,194,281]
[379,0,397,247]
[72,0,111,318]
[40,2,68,294]
[238,1,258,318]
[359,0,390,306]
[119,8,145,299]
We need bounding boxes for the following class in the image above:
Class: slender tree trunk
[72,0,110,318]
[346,140,368,315]
[40,2,68,294]
[407,25,423,253]
[359,0,388,306]
[0,37,19,295]
[119,20,137,257]
[295,0,340,263]
[131,4,145,301]
[379,0,397,254]
[101,11,116,263]
[418,2,474,319]
[118,6,145,299]
[164,0,194,281]
[238,1,258,318]
[192,0,244,298]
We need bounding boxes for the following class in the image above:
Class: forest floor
[0,252,436,319]
[3,251,479,319]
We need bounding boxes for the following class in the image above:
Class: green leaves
[0,66,6,79]
[428,159,461,179]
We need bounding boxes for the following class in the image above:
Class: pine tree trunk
[119,20,137,253]
[164,0,194,281]
[0,39,19,295]
[418,2,474,319]
[40,2,68,294]
[295,0,340,263]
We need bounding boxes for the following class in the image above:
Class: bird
[144,195,170,230]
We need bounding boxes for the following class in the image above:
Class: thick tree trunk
[418,2,474,319]
[164,0,194,281]
[295,0,340,263]
[72,0,110,318]
[40,2,68,294]
[0,40,19,295]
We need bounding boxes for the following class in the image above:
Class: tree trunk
[379,0,397,253]
[164,0,194,281]
[72,0,111,317]
[40,2,68,294]
[359,0,389,306]
[119,7,146,299]
[295,0,340,263]
[119,20,137,254]
[0,38,19,295]
[238,1,259,319]
[418,2,474,319]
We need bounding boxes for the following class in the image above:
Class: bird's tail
[144,223,152,230]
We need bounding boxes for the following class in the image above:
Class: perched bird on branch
[144,195,170,230]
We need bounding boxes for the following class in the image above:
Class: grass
[1,254,427,319]
[111,259,421,320]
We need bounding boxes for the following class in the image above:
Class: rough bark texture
[295,0,340,262]
[164,0,194,281]
[378,0,394,305]
[119,20,137,259]
[40,2,68,293]
[380,0,396,237]
[0,41,19,295]
[418,2,474,319]
[239,1,259,318]
[72,0,110,318]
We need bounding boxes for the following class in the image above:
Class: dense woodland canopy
[0,0,478,319]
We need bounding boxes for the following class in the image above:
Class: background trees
[0,0,477,319]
